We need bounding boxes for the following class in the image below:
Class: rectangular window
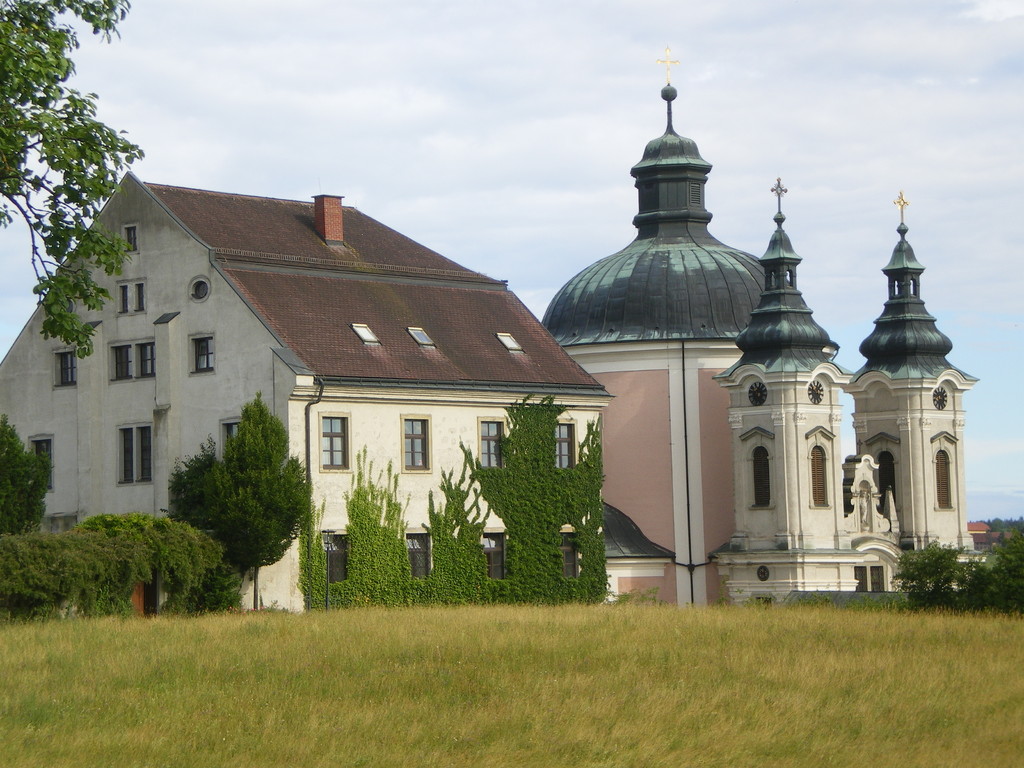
[119,427,134,483]
[480,421,503,468]
[119,425,152,483]
[404,418,429,470]
[561,532,579,578]
[137,342,155,377]
[193,336,214,372]
[32,438,53,490]
[223,421,239,443]
[135,282,145,312]
[483,532,505,579]
[326,533,349,582]
[138,426,152,482]
[124,225,138,252]
[406,533,431,578]
[556,423,576,468]
[118,284,130,313]
[112,344,132,380]
[870,565,885,593]
[854,566,867,592]
[321,416,349,469]
[56,351,76,386]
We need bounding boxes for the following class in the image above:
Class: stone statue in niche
[846,455,897,535]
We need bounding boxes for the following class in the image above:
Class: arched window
[878,451,896,501]
[935,450,952,508]
[810,446,828,506]
[752,446,770,507]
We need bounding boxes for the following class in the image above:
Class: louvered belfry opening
[935,450,952,509]
[810,446,828,506]
[752,446,771,506]
[878,450,896,501]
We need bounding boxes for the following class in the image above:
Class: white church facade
[543,86,976,604]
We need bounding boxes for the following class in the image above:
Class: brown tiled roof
[147,183,494,281]
[147,183,602,390]
[221,265,600,387]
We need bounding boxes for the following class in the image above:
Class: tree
[893,543,989,611]
[169,394,312,609]
[988,532,1024,613]
[0,414,50,534]
[1,0,143,355]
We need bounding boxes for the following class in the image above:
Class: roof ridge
[215,248,502,284]
[145,182,312,207]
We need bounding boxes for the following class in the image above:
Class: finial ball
[661,84,677,102]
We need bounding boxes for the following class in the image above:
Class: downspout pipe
[681,342,696,603]
[303,377,325,610]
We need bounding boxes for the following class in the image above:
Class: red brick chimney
[313,194,345,245]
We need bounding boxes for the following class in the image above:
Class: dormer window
[407,327,434,347]
[352,323,381,345]
[496,332,523,353]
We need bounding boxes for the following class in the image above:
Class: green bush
[0,531,150,619]
[76,513,225,612]
[894,542,990,611]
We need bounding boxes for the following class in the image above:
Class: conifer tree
[0,415,50,535]
[170,394,311,609]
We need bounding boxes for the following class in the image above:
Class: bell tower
[845,193,976,550]
[716,182,852,598]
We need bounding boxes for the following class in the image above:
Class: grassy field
[1,604,1022,768]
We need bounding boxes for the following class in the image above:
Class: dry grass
[1,604,1022,767]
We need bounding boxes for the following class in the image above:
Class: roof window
[496,333,523,352]
[351,323,381,345]
[407,327,435,347]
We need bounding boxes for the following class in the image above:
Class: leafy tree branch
[1,0,143,354]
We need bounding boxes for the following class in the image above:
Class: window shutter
[752,447,771,506]
[810,446,827,506]
[935,450,951,508]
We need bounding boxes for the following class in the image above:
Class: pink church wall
[618,568,677,604]
[699,368,735,604]
[593,369,675,553]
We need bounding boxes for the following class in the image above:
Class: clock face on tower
[933,387,948,410]
[807,380,824,404]
[748,381,768,406]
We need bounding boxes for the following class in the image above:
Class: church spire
[733,180,840,372]
[629,72,714,237]
[856,192,968,379]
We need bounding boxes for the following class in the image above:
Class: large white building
[0,174,609,610]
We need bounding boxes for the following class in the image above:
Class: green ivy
[298,501,327,609]
[329,450,412,607]
[424,456,491,604]
[298,397,606,608]
[474,396,606,604]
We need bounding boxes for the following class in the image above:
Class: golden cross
[657,47,680,84]
[893,190,910,223]
[771,177,788,213]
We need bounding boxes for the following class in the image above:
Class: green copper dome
[542,87,763,345]
[731,209,842,372]
[856,222,971,380]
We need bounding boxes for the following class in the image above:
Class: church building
[544,83,976,604]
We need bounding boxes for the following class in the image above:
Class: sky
[1,0,1021,520]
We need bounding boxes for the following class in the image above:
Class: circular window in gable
[189,277,210,302]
